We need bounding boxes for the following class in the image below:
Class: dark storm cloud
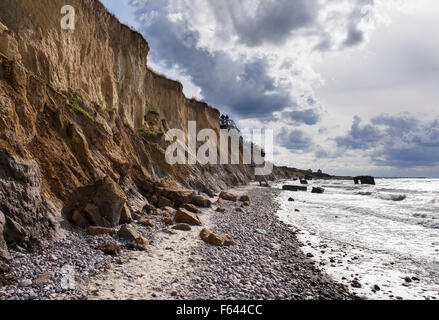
[131,0,292,119]
[226,0,317,47]
[335,116,382,149]
[283,109,321,126]
[278,128,312,151]
[128,0,374,121]
[336,114,439,167]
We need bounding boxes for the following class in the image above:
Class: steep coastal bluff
[0,0,303,262]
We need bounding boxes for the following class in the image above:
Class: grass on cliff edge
[70,98,94,121]
[148,109,160,116]
[137,126,164,140]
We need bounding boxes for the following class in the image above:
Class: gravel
[178,187,357,300]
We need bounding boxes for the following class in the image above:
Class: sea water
[275,179,439,300]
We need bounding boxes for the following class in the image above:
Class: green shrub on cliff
[148,109,160,116]
[70,98,94,121]
[137,127,164,140]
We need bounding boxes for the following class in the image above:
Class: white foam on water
[275,179,439,300]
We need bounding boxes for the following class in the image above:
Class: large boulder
[155,187,195,207]
[118,225,139,242]
[0,151,56,261]
[200,229,235,247]
[119,205,133,224]
[191,195,212,208]
[157,196,174,209]
[219,191,237,202]
[65,176,127,229]
[182,203,202,214]
[174,208,203,226]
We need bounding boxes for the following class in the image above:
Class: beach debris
[157,196,174,209]
[87,226,117,236]
[95,242,122,256]
[172,223,192,231]
[191,195,212,208]
[174,208,203,226]
[183,203,202,214]
[118,225,140,242]
[137,218,156,228]
[219,191,238,202]
[65,176,127,229]
[119,204,133,224]
[200,229,235,247]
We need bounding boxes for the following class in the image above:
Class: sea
[275,178,439,300]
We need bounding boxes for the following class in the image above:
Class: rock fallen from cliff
[191,195,212,208]
[137,218,156,228]
[117,225,139,242]
[174,208,203,226]
[95,242,122,257]
[239,195,250,202]
[87,226,117,236]
[119,205,133,224]
[200,229,235,247]
[172,223,192,231]
[65,176,127,229]
[219,191,237,202]
[182,203,202,214]
[0,151,56,261]
[216,207,226,213]
[157,196,174,209]
[155,188,195,207]
[0,260,17,287]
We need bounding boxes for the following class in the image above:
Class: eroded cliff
[0,0,262,260]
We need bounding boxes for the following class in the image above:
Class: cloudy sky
[101,0,439,177]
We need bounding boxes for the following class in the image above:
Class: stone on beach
[172,223,192,231]
[157,196,174,209]
[182,203,202,214]
[174,208,203,226]
[118,225,139,242]
[219,191,238,202]
[137,218,156,228]
[191,195,212,208]
[87,226,117,236]
[200,229,235,247]
[65,176,127,228]
[95,242,122,256]
[119,205,133,224]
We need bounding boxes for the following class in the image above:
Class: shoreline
[85,184,355,300]
[1,184,356,300]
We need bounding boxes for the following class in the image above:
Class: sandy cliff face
[0,0,261,260]
[0,0,219,132]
